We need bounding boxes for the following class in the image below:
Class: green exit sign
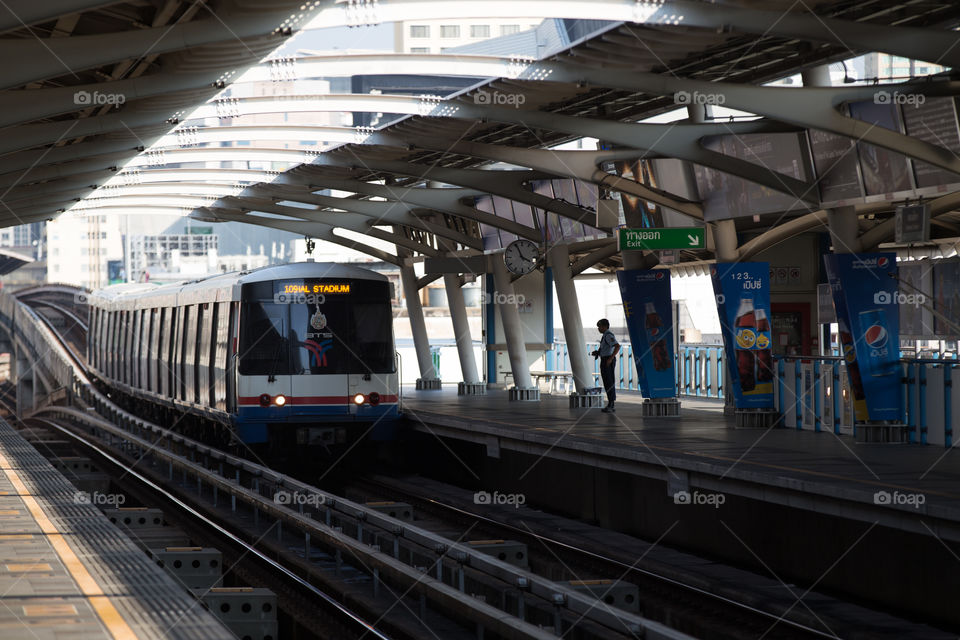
[618,227,705,251]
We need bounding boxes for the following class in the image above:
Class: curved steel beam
[386,132,703,218]
[0,2,322,90]
[493,60,960,177]
[196,207,402,265]
[271,168,538,241]
[215,197,442,257]
[237,182,483,250]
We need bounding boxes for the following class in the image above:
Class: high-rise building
[46,213,123,288]
[394,18,545,55]
[863,53,946,81]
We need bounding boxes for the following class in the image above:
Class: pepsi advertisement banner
[823,253,901,422]
[617,269,676,398]
[711,263,775,408]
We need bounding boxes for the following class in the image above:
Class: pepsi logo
[710,267,716,276]
[864,324,888,348]
[877,257,889,268]
[650,327,660,336]
[656,271,664,279]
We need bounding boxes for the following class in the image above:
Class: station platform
[400,386,960,540]
[0,418,231,640]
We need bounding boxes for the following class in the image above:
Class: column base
[643,398,681,417]
[734,408,781,429]
[569,391,603,408]
[855,422,908,444]
[457,382,486,396]
[508,387,540,402]
[415,378,442,390]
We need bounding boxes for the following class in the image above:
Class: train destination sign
[618,227,706,251]
[277,281,351,294]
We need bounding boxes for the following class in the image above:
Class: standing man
[592,319,620,413]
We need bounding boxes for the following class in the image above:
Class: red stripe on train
[238,395,399,406]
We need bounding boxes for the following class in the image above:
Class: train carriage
[87,263,400,448]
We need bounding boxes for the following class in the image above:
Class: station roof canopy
[2,0,960,271]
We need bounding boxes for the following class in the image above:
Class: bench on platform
[502,370,574,394]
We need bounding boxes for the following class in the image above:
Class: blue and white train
[87,263,400,448]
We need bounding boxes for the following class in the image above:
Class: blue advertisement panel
[710,263,775,408]
[617,269,675,398]
[823,253,901,422]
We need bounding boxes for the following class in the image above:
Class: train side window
[161,307,173,397]
[140,308,151,391]
[109,311,117,380]
[90,308,103,372]
[181,305,192,402]
[193,303,205,404]
[207,302,219,407]
[89,308,97,370]
[120,310,129,384]
[149,308,159,393]
[173,306,184,400]
[131,309,141,388]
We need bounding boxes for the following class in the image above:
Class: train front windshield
[238,279,395,375]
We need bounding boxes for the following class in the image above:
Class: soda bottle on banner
[734,297,757,392]
[755,308,773,382]
[858,309,896,378]
[839,328,869,421]
[644,301,670,372]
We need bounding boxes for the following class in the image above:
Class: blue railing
[551,341,725,399]
[774,355,959,447]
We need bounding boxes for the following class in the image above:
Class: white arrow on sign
[687,234,699,246]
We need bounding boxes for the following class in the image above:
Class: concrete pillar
[827,206,860,253]
[713,219,739,262]
[491,258,536,399]
[713,214,740,416]
[443,273,483,395]
[400,264,440,389]
[549,244,592,395]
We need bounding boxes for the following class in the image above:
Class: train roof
[88,262,388,309]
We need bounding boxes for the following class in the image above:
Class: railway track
[349,475,838,640]
[9,287,698,640]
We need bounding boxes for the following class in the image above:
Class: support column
[444,273,484,395]
[550,244,601,407]
[712,219,739,262]
[491,258,538,401]
[712,218,739,416]
[401,264,440,390]
[827,206,860,254]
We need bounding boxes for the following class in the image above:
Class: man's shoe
[601,405,615,413]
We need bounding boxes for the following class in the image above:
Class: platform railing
[774,355,959,447]
[550,341,725,399]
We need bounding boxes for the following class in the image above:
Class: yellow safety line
[0,451,138,640]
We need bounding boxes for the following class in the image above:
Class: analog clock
[503,239,539,275]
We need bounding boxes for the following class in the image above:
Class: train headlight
[274,394,287,407]
[258,393,271,408]
[368,392,381,405]
[353,393,366,405]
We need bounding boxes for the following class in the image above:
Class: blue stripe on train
[234,404,401,443]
